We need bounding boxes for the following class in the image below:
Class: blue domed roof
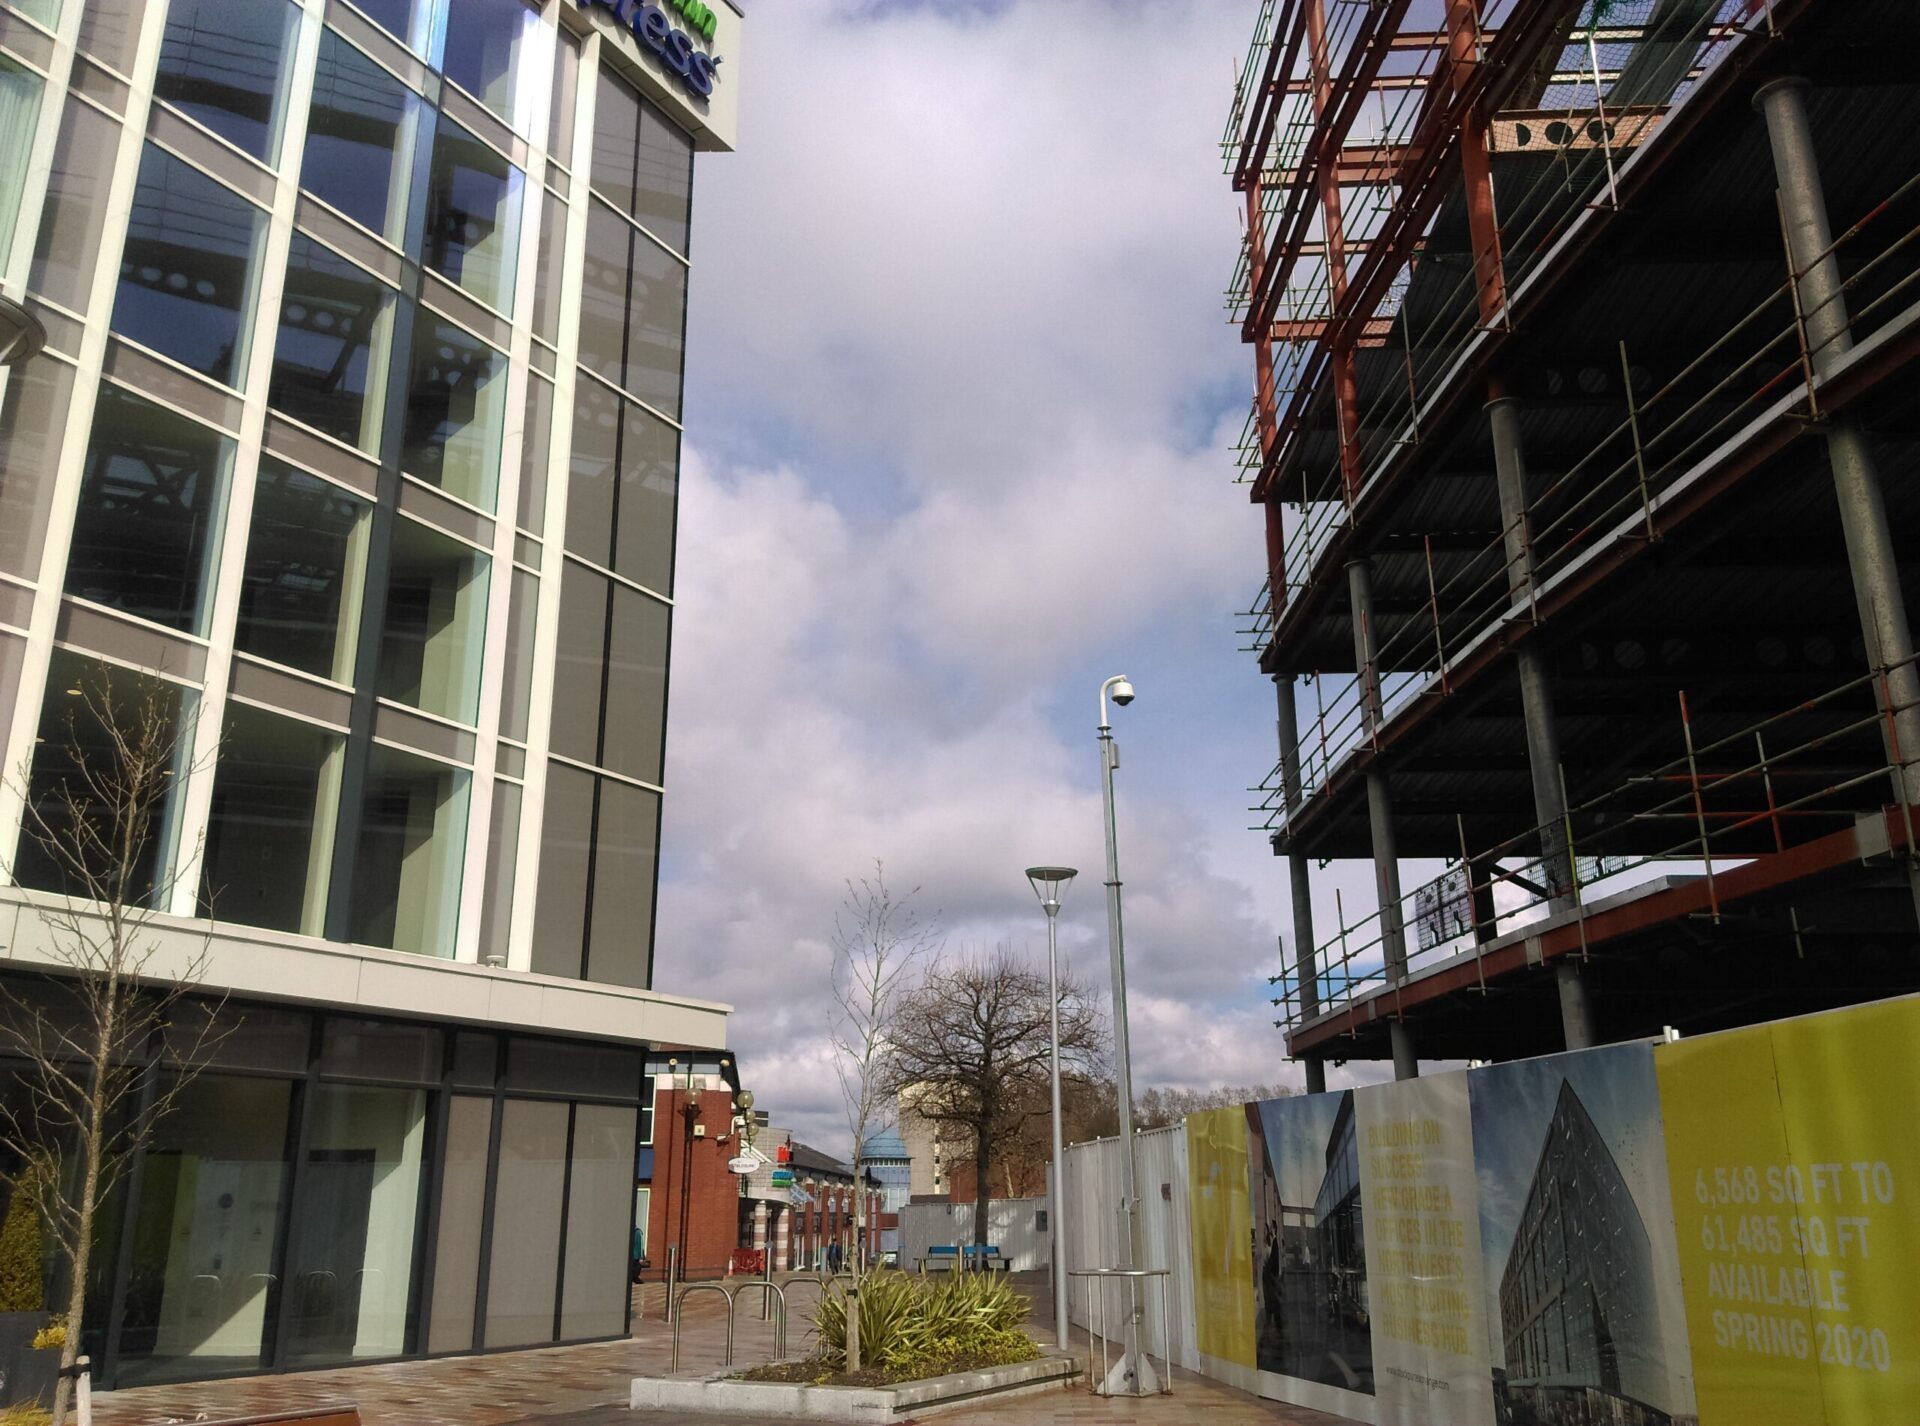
[859,1129,910,1162]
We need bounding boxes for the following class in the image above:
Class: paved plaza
[89,1277,1357,1426]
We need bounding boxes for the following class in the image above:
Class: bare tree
[1132,1083,1294,1131]
[881,948,1104,1247]
[829,861,939,1267]
[0,669,220,1425]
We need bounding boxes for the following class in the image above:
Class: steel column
[1757,77,1920,922]
[1276,675,1326,1093]
[1348,560,1416,1079]
[1490,395,1595,1048]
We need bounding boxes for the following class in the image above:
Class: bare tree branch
[881,946,1107,1247]
[0,667,226,1425]
[828,860,940,1269]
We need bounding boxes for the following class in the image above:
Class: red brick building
[642,1086,751,1280]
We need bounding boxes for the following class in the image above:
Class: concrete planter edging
[629,1351,1080,1422]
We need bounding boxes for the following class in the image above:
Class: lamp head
[1025,866,1078,911]
[1110,680,1135,707]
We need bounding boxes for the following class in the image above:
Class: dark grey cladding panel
[263,413,380,500]
[229,654,354,730]
[146,105,276,208]
[398,475,494,551]
[374,701,477,767]
[0,8,55,69]
[0,579,33,634]
[56,599,209,685]
[68,55,129,115]
[102,342,246,434]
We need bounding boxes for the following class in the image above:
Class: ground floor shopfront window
[0,979,650,1388]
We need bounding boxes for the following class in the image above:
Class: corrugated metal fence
[1061,1126,1200,1372]
[897,1195,1052,1271]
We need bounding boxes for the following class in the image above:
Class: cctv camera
[1112,680,1136,706]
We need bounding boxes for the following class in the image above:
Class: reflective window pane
[586,779,657,989]
[635,102,692,255]
[0,356,78,581]
[66,382,234,634]
[31,95,121,315]
[427,1094,493,1354]
[400,312,509,510]
[602,585,667,786]
[589,70,639,218]
[623,231,685,418]
[478,778,521,964]
[77,0,143,74]
[530,186,567,345]
[113,1075,293,1385]
[113,143,267,389]
[284,1084,429,1364]
[348,742,469,957]
[561,1105,638,1338]
[319,1017,442,1082]
[500,566,537,741]
[548,26,580,163]
[302,30,423,242]
[424,113,523,315]
[484,1099,568,1347]
[517,371,552,534]
[235,458,370,682]
[440,0,541,129]
[564,375,619,569]
[530,760,591,978]
[14,652,193,905]
[549,560,607,766]
[200,704,341,935]
[0,58,43,273]
[350,0,422,48]
[269,235,392,451]
[155,0,301,164]
[577,200,629,390]
[617,401,679,594]
[377,516,489,724]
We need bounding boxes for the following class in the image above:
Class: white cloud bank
[652,0,1373,1153]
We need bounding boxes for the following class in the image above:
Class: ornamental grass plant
[807,1269,1039,1380]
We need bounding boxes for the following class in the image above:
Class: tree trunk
[973,1134,991,1249]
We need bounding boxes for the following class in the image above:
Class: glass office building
[0,0,741,1385]
[1498,1082,1670,1425]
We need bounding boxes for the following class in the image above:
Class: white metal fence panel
[897,1196,1052,1271]
[1060,1126,1199,1372]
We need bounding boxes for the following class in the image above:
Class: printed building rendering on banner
[1247,1092,1374,1397]
[1470,1044,1697,1426]
[1181,993,1920,1426]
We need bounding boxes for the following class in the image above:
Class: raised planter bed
[630,1351,1080,1422]
[0,1312,55,1410]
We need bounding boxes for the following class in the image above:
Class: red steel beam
[1241,0,1418,347]
[1285,806,1916,1058]
[1251,0,1812,647]
[1251,0,1575,502]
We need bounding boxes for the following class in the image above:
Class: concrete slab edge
[629,1351,1080,1422]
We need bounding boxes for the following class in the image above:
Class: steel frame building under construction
[1226,0,1920,1084]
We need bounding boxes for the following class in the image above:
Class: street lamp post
[1024,864,1078,1353]
[1097,674,1155,1394]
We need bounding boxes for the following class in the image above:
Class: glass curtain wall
[24,992,651,1387]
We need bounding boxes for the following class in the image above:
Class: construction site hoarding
[1179,992,1920,1425]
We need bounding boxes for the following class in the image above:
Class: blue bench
[915,1244,1008,1273]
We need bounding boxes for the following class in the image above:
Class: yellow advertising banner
[1186,1105,1256,1369]
[1657,996,1920,1426]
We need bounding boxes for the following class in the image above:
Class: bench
[914,1244,1008,1273]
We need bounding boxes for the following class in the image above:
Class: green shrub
[810,1270,1039,1379]
[0,1182,45,1314]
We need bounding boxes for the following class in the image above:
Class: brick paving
[89,1276,1359,1426]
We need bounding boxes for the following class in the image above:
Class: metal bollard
[762,1250,773,1321]
[664,1244,679,1323]
[845,1285,861,1373]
